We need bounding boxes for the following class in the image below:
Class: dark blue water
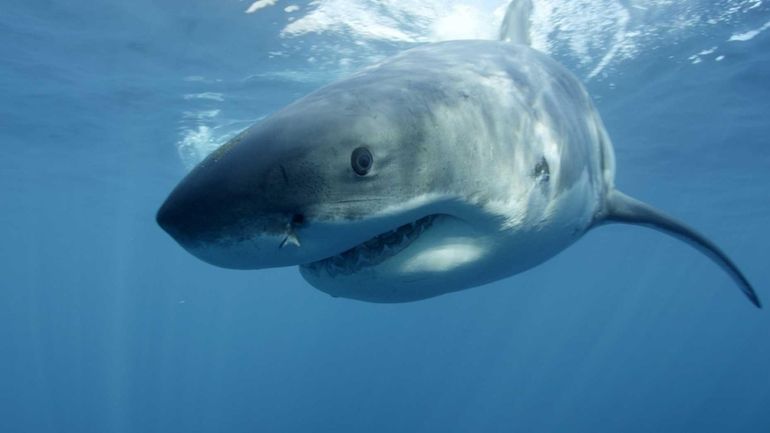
[2,1,769,432]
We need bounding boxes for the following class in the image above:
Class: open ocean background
[2,0,769,432]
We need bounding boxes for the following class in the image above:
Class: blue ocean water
[2,0,770,432]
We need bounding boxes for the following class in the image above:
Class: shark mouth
[302,215,439,276]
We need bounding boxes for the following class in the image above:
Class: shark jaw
[301,214,439,277]
[299,210,501,303]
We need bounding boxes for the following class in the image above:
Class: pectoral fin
[597,189,761,308]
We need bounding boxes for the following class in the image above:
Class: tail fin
[599,190,761,308]
[499,0,533,46]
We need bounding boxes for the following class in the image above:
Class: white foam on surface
[728,20,770,41]
[182,109,220,120]
[272,0,767,79]
[176,0,768,169]
[689,46,719,64]
[281,0,507,42]
[183,92,225,102]
[246,0,279,14]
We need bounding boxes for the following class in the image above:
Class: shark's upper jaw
[300,214,439,277]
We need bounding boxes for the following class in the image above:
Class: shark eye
[351,147,373,176]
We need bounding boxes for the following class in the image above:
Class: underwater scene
[2,0,770,432]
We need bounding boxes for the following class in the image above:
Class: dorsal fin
[499,0,533,46]
[598,190,761,308]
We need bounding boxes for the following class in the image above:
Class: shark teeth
[308,215,437,276]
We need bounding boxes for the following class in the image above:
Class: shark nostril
[292,213,305,226]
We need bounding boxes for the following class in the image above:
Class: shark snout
[155,191,200,245]
[156,114,406,270]
[156,185,228,253]
[156,181,310,268]
[157,138,297,241]
[155,149,332,269]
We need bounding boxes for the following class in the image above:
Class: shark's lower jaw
[302,215,439,277]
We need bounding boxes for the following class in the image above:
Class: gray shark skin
[157,10,760,307]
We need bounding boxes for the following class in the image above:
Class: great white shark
[157,0,761,307]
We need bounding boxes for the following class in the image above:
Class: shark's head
[157,61,526,302]
[157,41,598,302]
